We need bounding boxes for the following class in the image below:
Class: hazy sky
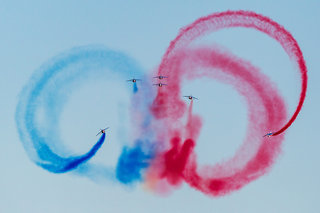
[1,1,319,213]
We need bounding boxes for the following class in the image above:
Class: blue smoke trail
[116,140,155,184]
[115,72,157,184]
[15,45,145,175]
[133,82,138,93]
[39,133,106,173]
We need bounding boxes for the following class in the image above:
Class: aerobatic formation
[16,11,307,197]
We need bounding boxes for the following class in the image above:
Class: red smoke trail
[149,10,307,196]
[158,10,307,136]
[184,47,286,196]
[149,46,286,196]
[185,100,202,140]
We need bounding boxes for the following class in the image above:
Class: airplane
[153,83,167,87]
[127,78,141,83]
[263,132,273,138]
[96,127,109,136]
[183,95,198,100]
[153,75,168,80]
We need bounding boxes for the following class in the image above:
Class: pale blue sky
[1,1,319,213]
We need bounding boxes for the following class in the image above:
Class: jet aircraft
[184,95,198,100]
[96,127,109,136]
[153,83,167,87]
[153,75,168,80]
[127,78,141,83]
[263,132,273,138]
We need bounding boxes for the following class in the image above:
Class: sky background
[1,1,319,212]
